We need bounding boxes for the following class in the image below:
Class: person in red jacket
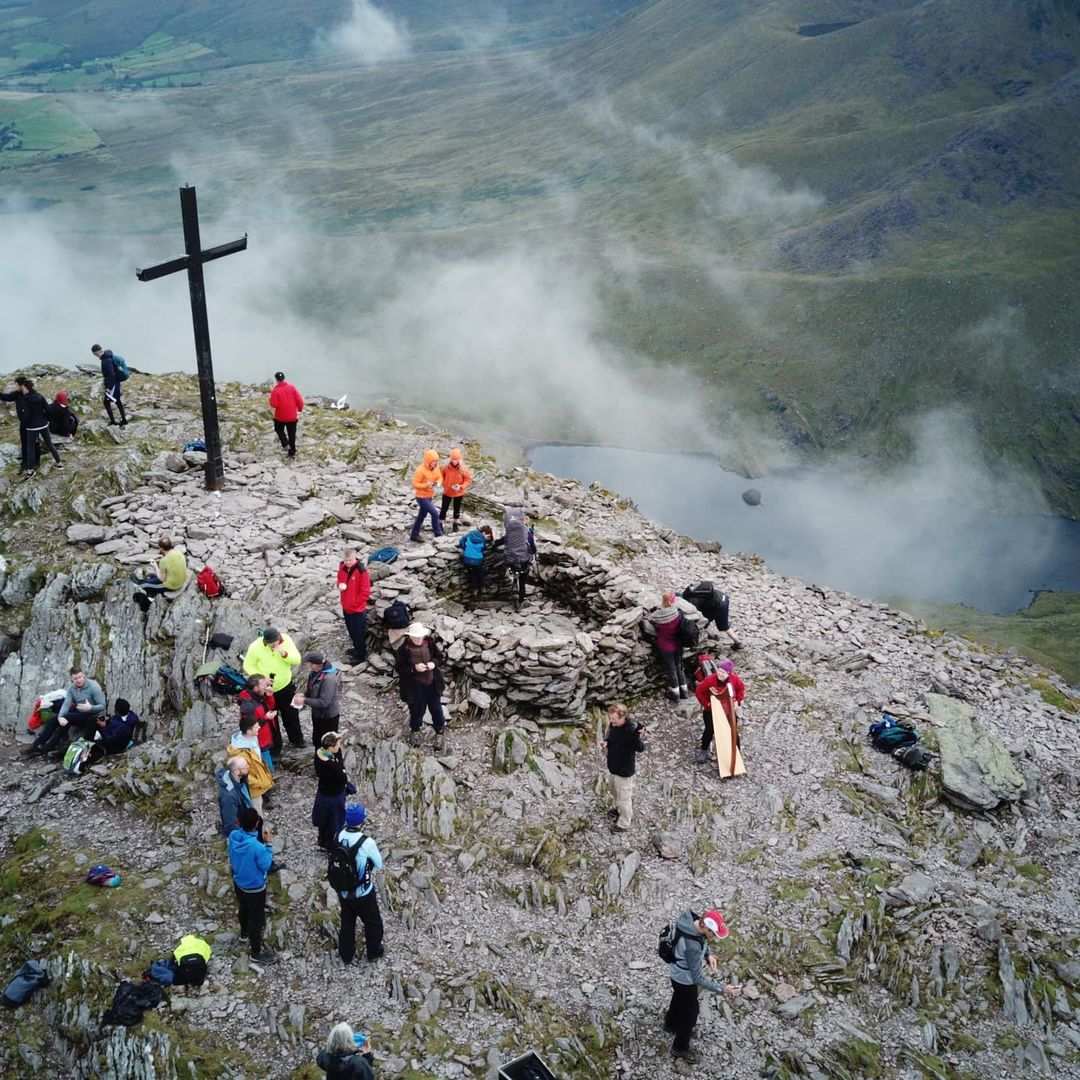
[239,674,280,767]
[268,371,304,457]
[693,659,746,764]
[337,547,372,664]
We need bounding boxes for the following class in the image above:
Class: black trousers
[26,427,61,468]
[338,890,384,963]
[439,495,463,520]
[275,682,304,746]
[312,714,339,749]
[343,610,367,660]
[666,980,699,1051]
[273,419,297,453]
[235,885,267,956]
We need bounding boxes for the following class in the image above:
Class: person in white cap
[393,622,447,750]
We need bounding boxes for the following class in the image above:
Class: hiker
[337,547,372,663]
[458,524,493,599]
[492,506,535,604]
[316,1022,375,1079]
[238,674,279,768]
[242,627,304,747]
[331,803,384,965]
[683,581,741,651]
[313,731,356,851]
[47,390,78,438]
[648,591,688,700]
[665,909,737,1063]
[29,666,106,753]
[439,447,472,532]
[227,807,278,964]
[268,371,304,456]
[93,698,142,754]
[216,756,254,836]
[18,379,62,474]
[0,376,32,473]
[92,344,128,427]
[409,448,443,541]
[693,659,746,764]
[132,535,188,611]
[600,703,646,832]
[394,622,447,750]
[226,713,274,814]
[294,651,341,748]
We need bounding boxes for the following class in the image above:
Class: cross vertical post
[136,185,247,491]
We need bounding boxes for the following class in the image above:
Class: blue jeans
[343,611,367,660]
[411,498,443,539]
[408,683,445,732]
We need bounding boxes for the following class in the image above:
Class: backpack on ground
[869,714,919,753]
[382,600,412,630]
[112,354,130,382]
[676,616,700,648]
[894,744,933,771]
[657,921,685,964]
[368,547,399,565]
[2,961,50,1008]
[171,935,211,987]
[209,665,247,696]
[327,834,371,894]
[196,565,225,598]
[86,864,121,887]
[63,737,95,776]
[461,532,485,566]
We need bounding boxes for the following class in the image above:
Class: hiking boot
[694,749,710,765]
[679,686,688,699]
[667,687,680,701]
[251,949,278,964]
[409,535,422,544]
[432,733,445,752]
[452,520,460,532]
[671,1047,700,1064]
[367,946,385,962]
[408,730,423,748]
[54,461,63,470]
[730,639,743,651]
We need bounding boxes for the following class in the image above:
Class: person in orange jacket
[410,449,444,541]
[439,447,473,533]
[268,371,304,457]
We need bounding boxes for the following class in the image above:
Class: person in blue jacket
[457,524,493,598]
[93,698,142,754]
[333,803,384,965]
[228,807,278,963]
[92,343,127,427]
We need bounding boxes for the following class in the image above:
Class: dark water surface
[528,445,1080,615]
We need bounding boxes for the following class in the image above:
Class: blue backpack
[111,354,131,382]
[869,714,918,752]
[368,547,399,565]
[461,531,485,567]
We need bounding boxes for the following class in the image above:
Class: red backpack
[197,565,226,598]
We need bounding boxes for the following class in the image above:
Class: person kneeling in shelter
[458,524,493,599]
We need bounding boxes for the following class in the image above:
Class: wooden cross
[136,185,246,490]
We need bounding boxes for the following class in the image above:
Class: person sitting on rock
[394,622,447,750]
[693,659,745,765]
[439,447,472,532]
[316,1021,375,1079]
[243,627,304,748]
[132,535,189,612]
[238,674,279,770]
[457,524,493,599]
[47,390,78,439]
[93,697,142,754]
[312,731,356,850]
[293,651,341,748]
[409,449,443,542]
[29,666,106,754]
[648,590,688,701]
[217,756,255,836]
[226,713,274,815]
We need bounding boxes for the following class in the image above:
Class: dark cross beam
[136,185,247,490]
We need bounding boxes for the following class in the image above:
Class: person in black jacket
[48,391,78,438]
[16,379,61,474]
[0,375,32,473]
[394,622,447,750]
[316,1022,375,1078]
[92,343,127,426]
[600,702,646,832]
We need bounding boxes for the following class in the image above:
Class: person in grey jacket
[30,666,106,752]
[216,757,254,836]
[665,908,738,1063]
[294,651,340,748]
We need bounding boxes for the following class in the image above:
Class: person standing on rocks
[29,666,106,753]
[439,447,472,532]
[0,375,32,473]
[269,371,304,456]
[226,712,274,815]
[92,344,128,427]
[294,651,341,748]
[47,390,78,439]
[601,702,646,832]
[239,674,280,768]
[217,756,255,836]
[316,1022,375,1079]
[693,659,745,765]
[665,908,737,1064]
[243,627,305,747]
[228,807,278,964]
[332,803,384,965]
[313,731,356,851]
[648,591,688,700]
[337,548,372,664]
[409,449,444,541]
[131,535,188,610]
[394,622,447,750]
[18,378,62,475]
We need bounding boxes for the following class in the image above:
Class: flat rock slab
[926,693,1026,811]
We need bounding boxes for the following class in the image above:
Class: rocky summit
[0,369,1078,1079]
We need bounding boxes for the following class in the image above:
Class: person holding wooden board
[693,658,745,768]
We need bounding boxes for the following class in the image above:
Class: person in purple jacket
[649,590,687,700]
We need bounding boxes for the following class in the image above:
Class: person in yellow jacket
[439,447,472,533]
[242,627,305,747]
[227,713,274,813]
[409,449,444,542]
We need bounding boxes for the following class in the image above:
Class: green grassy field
[0,94,102,164]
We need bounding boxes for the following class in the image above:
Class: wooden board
[711,690,746,779]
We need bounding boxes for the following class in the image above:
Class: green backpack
[63,737,95,775]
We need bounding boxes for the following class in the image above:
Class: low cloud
[317,0,411,65]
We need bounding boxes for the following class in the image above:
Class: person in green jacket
[243,627,305,747]
[132,536,189,611]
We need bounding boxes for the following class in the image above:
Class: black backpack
[382,600,412,630]
[657,921,685,964]
[327,834,371,893]
[676,616,700,648]
[172,955,207,987]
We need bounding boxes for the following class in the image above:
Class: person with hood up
[664,908,739,1063]
[268,371,304,456]
[648,591,688,701]
[316,1022,375,1079]
[394,622,447,749]
[217,756,254,836]
[92,344,127,427]
[409,449,443,541]
[243,627,304,747]
[228,807,278,964]
[294,650,340,748]
[312,731,356,850]
[47,390,78,438]
[226,713,274,814]
[492,506,535,604]
[457,524,493,599]
[693,659,746,765]
[337,547,372,663]
[439,447,472,532]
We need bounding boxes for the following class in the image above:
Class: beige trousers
[609,773,634,830]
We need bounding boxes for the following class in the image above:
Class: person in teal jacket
[228,808,277,963]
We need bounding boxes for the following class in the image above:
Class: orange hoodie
[442,453,472,497]
[412,450,442,499]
